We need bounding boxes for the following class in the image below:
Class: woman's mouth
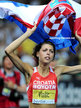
[45,56,50,60]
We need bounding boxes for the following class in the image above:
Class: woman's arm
[55,65,81,76]
[62,65,81,74]
[5,24,37,76]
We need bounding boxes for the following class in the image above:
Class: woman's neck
[38,63,50,77]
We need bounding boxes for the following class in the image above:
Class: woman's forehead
[41,43,53,49]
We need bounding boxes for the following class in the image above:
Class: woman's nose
[47,50,50,55]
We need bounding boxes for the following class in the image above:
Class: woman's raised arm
[5,24,37,76]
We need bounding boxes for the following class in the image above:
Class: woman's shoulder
[53,65,66,69]
[52,65,66,76]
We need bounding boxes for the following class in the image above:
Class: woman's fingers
[26,23,37,37]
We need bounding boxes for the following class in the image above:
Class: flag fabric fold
[0,0,81,54]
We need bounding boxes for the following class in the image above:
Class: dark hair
[2,55,7,63]
[2,55,8,67]
[32,41,55,63]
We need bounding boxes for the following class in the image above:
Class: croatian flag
[0,0,81,54]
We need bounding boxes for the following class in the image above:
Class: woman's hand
[25,23,37,38]
[75,31,81,44]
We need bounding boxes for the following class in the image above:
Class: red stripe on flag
[74,17,81,37]
[11,15,33,28]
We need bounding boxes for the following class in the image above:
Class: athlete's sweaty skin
[5,24,81,108]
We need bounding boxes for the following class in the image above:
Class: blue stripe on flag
[29,21,50,44]
[29,20,78,54]
[0,1,29,7]
[5,16,27,32]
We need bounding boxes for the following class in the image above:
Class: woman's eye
[43,49,47,51]
[42,49,54,53]
[50,50,54,53]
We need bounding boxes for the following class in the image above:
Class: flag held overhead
[0,0,81,54]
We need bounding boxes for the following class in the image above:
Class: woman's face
[37,44,54,64]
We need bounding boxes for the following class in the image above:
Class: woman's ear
[36,52,39,58]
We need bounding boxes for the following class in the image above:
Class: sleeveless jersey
[26,67,58,104]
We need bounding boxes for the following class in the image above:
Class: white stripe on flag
[0,1,46,25]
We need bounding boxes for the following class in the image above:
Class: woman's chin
[43,61,51,65]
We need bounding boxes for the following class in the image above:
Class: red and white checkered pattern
[43,6,72,37]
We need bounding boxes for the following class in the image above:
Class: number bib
[32,89,56,104]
